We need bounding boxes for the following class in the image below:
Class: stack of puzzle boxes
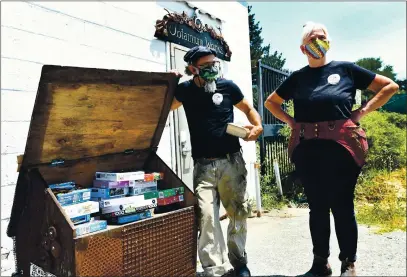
[50,181,106,237]
[91,171,158,225]
[49,170,186,236]
[90,170,185,225]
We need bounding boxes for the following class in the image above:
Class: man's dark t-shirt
[275,61,376,123]
[174,78,244,159]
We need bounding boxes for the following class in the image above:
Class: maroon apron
[288,119,369,167]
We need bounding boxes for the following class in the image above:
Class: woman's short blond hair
[301,21,331,44]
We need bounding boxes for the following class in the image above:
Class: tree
[248,5,265,86]
[396,79,406,93]
[356,57,397,81]
[248,5,286,109]
[262,48,286,71]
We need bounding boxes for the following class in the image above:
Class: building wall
[1,1,254,270]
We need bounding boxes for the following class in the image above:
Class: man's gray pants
[193,151,251,277]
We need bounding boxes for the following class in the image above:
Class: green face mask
[196,65,219,81]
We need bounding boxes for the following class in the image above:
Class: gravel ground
[197,208,406,276]
[2,208,405,276]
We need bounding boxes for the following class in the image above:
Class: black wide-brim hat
[184,46,217,64]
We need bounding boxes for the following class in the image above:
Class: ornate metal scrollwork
[154,9,232,60]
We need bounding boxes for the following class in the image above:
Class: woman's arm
[352,74,399,122]
[264,92,296,128]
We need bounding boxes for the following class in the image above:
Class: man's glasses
[196,61,220,69]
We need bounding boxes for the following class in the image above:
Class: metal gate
[256,60,295,179]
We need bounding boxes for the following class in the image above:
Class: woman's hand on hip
[288,118,296,129]
[350,108,366,124]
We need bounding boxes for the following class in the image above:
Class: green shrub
[361,111,406,171]
[385,111,407,129]
[278,100,294,140]
[355,168,406,233]
[355,115,406,233]
[260,173,287,210]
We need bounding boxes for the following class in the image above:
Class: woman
[264,22,399,277]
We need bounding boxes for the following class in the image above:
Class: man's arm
[169,69,184,111]
[234,98,263,141]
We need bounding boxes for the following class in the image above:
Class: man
[170,46,263,277]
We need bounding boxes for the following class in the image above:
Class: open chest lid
[21,65,178,167]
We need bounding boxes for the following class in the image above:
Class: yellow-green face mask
[303,38,330,59]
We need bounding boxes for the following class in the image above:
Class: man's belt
[194,149,242,163]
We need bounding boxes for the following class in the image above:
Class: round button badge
[327,74,340,85]
[212,93,223,105]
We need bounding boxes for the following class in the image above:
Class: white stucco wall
[1,1,169,266]
[1,1,254,269]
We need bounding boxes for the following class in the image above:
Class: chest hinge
[123,149,135,155]
[50,159,65,167]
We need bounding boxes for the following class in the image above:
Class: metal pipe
[259,63,289,76]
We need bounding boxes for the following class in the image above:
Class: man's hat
[184,46,217,64]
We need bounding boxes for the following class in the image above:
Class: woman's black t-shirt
[275,61,376,123]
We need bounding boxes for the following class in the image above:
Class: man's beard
[204,80,217,93]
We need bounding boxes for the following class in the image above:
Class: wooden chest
[7,65,197,277]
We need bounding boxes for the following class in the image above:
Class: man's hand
[243,125,263,141]
[234,99,263,141]
[170,69,183,78]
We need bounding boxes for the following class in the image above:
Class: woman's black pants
[292,139,361,262]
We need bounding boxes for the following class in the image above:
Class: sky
[250,2,406,79]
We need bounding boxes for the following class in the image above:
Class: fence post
[257,60,266,175]
[273,159,283,197]
[254,162,262,217]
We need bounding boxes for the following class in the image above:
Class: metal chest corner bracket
[154,8,232,61]
[30,263,57,277]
